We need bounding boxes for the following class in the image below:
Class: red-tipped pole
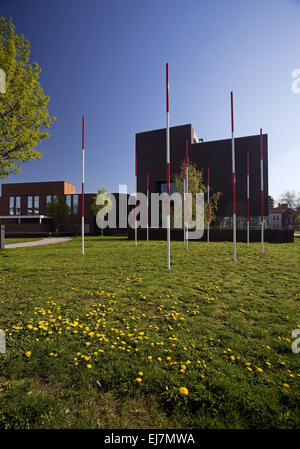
[247,152,250,247]
[231,92,237,261]
[82,116,85,255]
[135,151,137,246]
[147,173,149,241]
[183,158,186,245]
[166,63,170,269]
[185,139,189,250]
[207,167,210,243]
[260,129,264,254]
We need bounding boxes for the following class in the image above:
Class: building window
[16,197,21,215]
[34,196,39,215]
[66,195,72,215]
[159,182,177,195]
[28,196,33,215]
[46,195,52,205]
[73,195,79,214]
[9,197,14,215]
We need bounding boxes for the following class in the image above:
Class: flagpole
[166,63,170,270]
[207,167,210,243]
[185,139,189,250]
[82,116,85,255]
[183,158,186,245]
[231,92,237,261]
[135,151,137,246]
[147,173,149,241]
[247,152,250,247]
[260,129,264,255]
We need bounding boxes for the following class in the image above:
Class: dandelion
[230,355,235,361]
[179,387,189,396]
[135,378,142,383]
[138,371,143,376]
[25,351,31,357]
[257,368,263,373]
[283,383,289,388]
[86,364,92,369]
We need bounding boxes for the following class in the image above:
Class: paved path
[5,237,72,249]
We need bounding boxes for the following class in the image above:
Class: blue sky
[1,0,300,200]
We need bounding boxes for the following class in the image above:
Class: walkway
[5,237,72,249]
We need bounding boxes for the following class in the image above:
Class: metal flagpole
[231,92,237,261]
[183,158,186,245]
[166,63,171,270]
[82,116,85,255]
[260,129,264,255]
[185,139,188,250]
[247,152,250,247]
[147,173,149,241]
[135,151,137,246]
[207,167,210,243]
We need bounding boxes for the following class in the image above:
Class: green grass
[5,238,44,245]
[0,236,299,429]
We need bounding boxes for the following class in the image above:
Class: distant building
[268,195,274,209]
[0,181,128,236]
[268,206,297,230]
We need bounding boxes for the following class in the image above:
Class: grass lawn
[5,238,44,245]
[0,236,299,429]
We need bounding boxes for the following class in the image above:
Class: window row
[9,195,79,216]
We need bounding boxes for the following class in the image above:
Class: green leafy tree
[46,194,70,235]
[0,17,55,180]
[173,161,221,228]
[91,188,113,236]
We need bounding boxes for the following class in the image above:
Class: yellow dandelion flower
[25,351,31,358]
[86,364,92,369]
[179,387,189,396]
[283,383,289,388]
[135,377,142,383]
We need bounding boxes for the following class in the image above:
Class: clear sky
[1,0,300,200]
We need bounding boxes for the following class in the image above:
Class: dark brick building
[136,124,268,228]
[0,181,127,236]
